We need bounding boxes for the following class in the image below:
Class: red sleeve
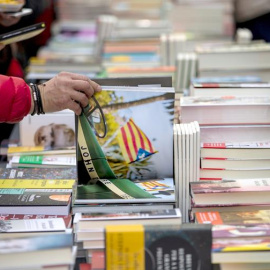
[0,75,31,123]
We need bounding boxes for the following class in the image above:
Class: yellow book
[0,179,76,189]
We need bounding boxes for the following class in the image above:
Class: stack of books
[73,208,182,261]
[173,121,200,223]
[195,211,270,270]
[196,41,270,81]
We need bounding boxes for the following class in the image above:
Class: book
[9,155,77,168]
[190,179,270,205]
[75,82,175,209]
[0,233,74,269]
[0,179,75,189]
[0,189,72,215]
[0,213,72,228]
[19,109,75,147]
[0,217,67,233]
[76,84,175,183]
[7,145,76,159]
[200,124,270,144]
[200,168,270,180]
[190,82,270,97]
[196,42,270,72]
[212,223,270,239]
[195,210,270,225]
[72,202,175,214]
[0,22,46,45]
[74,209,182,239]
[74,178,175,205]
[180,96,270,126]
[200,158,270,170]
[201,142,270,159]
[105,223,212,270]
[0,1,24,12]
[0,167,77,179]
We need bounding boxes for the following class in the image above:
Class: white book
[173,124,179,207]
[180,124,186,222]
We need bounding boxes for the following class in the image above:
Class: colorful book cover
[0,190,71,207]
[213,224,270,239]
[0,179,75,189]
[190,179,270,193]
[0,232,73,253]
[105,223,212,270]
[195,210,270,225]
[213,237,270,252]
[74,178,175,204]
[77,85,175,184]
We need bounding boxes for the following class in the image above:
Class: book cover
[9,155,77,168]
[190,179,270,205]
[212,224,270,239]
[195,210,270,225]
[0,214,72,228]
[0,167,77,179]
[0,179,75,189]
[75,82,175,206]
[77,85,175,183]
[0,232,73,253]
[74,208,181,222]
[105,223,212,270]
[74,178,175,204]
[0,218,67,233]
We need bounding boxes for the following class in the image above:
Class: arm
[0,72,101,123]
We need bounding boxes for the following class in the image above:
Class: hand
[0,12,20,27]
[39,72,102,115]
[0,43,5,50]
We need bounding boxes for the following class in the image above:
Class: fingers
[58,72,101,97]
[69,89,89,108]
[66,100,82,116]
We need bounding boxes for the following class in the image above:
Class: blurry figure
[235,0,270,42]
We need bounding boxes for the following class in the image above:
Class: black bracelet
[34,84,45,115]
[29,83,37,116]
[30,83,45,115]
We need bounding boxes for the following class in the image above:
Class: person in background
[235,0,270,42]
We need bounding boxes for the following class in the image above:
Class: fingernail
[97,85,102,91]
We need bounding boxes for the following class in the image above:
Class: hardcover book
[195,210,270,225]
[180,96,270,126]
[105,223,212,270]
[75,81,175,206]
[0,167,77,179]
[190,179,270,206]
[0,189,72,215]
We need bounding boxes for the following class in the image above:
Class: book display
[3,0,270,269]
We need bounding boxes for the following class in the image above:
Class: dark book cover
[0,167,77,179]
[144,223,212,270]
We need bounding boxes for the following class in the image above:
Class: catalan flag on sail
[117,118,158,163]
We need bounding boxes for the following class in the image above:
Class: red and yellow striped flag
[117,118,157,163]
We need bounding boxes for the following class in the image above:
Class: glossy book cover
[76,85,175,184]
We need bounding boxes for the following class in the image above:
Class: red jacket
[0,75,31,123]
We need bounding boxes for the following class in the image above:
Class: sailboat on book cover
[75,85,175,204]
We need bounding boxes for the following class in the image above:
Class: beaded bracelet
[29,83,37,116]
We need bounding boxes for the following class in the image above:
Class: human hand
[0,12,20,27]
[0,43,5,50]
[39,72,102,115]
